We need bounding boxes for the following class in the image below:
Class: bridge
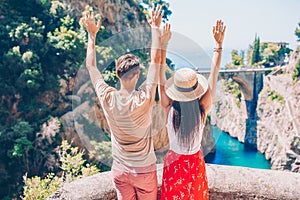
[198,67,275,148]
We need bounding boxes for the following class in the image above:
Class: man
[81,6,171,199]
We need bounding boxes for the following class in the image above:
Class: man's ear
[136,69,140,78]
[115,69,121,79]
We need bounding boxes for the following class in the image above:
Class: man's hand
[161,23,171,48]
[81,12,101,37]
[148,5,163,29]
[82,8,104,85]
[212,20,226,47]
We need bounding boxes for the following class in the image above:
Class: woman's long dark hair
[172,99,205,147]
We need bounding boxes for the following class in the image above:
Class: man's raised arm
[81,11,103,87]
[146,5,163,99]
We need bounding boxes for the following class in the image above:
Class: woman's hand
[161,23,172,47]
[81,11,101,37]
[213,20,226,47]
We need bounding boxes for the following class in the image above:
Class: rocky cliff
[60,66,215,166]
[62,0,148,32]
[256,51,300,172]
[211,51,300,172]
[210,82,247,142]
[57,0,214,168]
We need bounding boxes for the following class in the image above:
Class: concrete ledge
[47,164,300,200]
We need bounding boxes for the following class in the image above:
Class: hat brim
[165,73,208,102]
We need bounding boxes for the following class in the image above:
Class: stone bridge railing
[47,164,300,200]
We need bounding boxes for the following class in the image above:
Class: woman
[159,20,226,200]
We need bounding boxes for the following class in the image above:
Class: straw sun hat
[165,68,208,102]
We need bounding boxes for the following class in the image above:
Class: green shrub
[22,140,99,200]
[22,173,62,200]
[222,79,242,108]
[292,63,300,81]
[268,90,285,104]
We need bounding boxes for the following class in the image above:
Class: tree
[232,50,244,67]
[22,140,99,200]
[260,42,291,67]
[245,45,253,67]
[295,22,300,41]
[292,63,300,81]
[0,0,166,198]
[0,0,89,198]
[225,50,244,69]
[251,35,261,65]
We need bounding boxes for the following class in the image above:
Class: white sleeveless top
[166,107,205,155]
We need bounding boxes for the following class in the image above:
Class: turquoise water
[205,126,271,169]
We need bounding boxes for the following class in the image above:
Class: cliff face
[61,67,215,165]
[54,0,149,166]
[211,51,300,172]
[57,0,216,167]
[257,52,300,172]
[62,0,148,32]
[210,82,247,142]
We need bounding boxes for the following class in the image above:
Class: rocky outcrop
[201,116,216,156]
[62,0,148,33]
[47,164,300,200]
[256,52,300,172]
[210,82,247,142]
[61,72,216,165]
[211,51,300,172]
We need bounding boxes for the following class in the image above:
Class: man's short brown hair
[116,54,140,80]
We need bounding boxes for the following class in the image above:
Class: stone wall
[47,164,300,200]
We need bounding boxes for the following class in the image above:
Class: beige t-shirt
[95,79,156,168]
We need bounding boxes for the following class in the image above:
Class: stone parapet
[47,164,300,200]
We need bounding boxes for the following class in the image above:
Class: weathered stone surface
[210,83,247,142]
[201,118,216,156]
[47,164,300,200]
[207,164,300,200]
[257,54,300,172]
[47,171,116,200]
[211,52,300,172]
[151,103,169,151]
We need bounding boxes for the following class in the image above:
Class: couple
[82,5,226,200]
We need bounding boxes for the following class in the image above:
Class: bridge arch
[198,68,271,148]
[220,75,253,101]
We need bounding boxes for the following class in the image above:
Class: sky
[164,0,300,68]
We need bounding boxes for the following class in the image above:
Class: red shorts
[160,149,209,200]
[112,162,157,200]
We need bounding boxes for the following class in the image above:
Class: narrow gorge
[211,51,300,172]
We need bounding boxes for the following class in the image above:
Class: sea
[205,126,271,169]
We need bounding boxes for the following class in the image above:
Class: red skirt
[160,149,209,200]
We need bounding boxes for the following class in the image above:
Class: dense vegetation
[22,140,99,200]
[0,0,297,199]
[224,22,299,105]
[0,0,171,199]
[0,1,84,198]
[226,34,294,69]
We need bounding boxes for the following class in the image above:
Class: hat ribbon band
[174,81,198,92]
